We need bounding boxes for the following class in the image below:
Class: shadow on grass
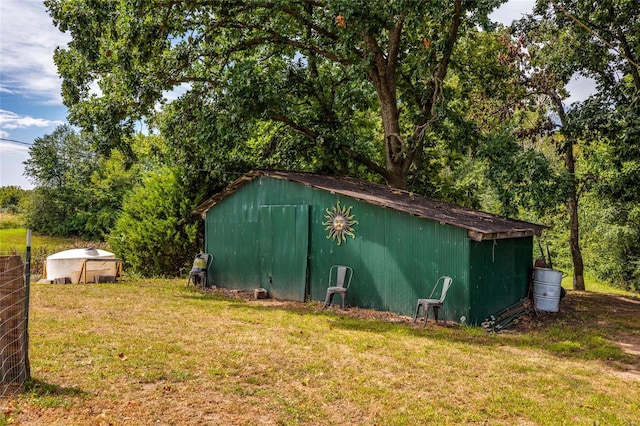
[180,291,245,303]
[23,378,85,398]
[180,287,640,368]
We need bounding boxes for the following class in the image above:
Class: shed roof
[194,170,546,241]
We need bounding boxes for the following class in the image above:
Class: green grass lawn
[2,214,637,424]
[2,278,638,425]
[0,214,92,255]
[562,271,638,297]
[0,228,80,253]
[0,227,107,277]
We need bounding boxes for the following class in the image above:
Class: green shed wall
[205,176,533,323]
[468,237,533,323]
[306,189,471,322]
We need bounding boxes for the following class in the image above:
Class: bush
[0,186,28,209]
[108,168,200,277]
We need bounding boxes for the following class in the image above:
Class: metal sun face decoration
[322,201,358,245]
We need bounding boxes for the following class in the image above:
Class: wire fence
[0,254,30,397]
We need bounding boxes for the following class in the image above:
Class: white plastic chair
[323,265,353,309]
[413,276,453,326]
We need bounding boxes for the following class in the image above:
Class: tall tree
[23,125,94,236]
[47,0,504,189]
[446,29,566,217]
[500,26,586,289]
[23,125,136,239]
[514,0,639,289]
[24,124,94,189]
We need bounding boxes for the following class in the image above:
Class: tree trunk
[364,24,410,190]
[370,80,408,189]
[566,145,586,291]
[365,1,462,190]
[553,96,586,291]
[385,159,408,189]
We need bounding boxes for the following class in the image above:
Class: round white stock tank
[532,267,563,312]
[45,248,117,283]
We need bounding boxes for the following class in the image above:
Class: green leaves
[24,124,95,189]
[23,125,137,239]
[46,0,509,188]
[108,168,199,276]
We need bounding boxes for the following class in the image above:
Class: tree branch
[617,29,640,90]
[224,28,352,66]
[268,111,319,141]
[386,15,404,96]
[342,145,389,178]
[267,110,387,179]
[406,0,462,174]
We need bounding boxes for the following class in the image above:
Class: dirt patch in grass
[217,288,417,324]
[545,292,640,355]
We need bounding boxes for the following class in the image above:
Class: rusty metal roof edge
[468,229,543,242]
[192,173,259,217]
[193,170,548,236]
[259,171,546,234]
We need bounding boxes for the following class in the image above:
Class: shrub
[108,168,200,277]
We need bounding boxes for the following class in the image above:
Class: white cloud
[0,140,30,154]
[0,141,32,188]
[490,0,536,26]
[0,109,64,130]
[0,0,71,104]
[0,85,18,95]
[566,75,597,105]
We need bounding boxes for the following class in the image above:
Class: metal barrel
[532,267,563,312]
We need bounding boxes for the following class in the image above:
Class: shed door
[258,205,310,301]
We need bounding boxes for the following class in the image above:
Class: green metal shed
[194,170,545,325]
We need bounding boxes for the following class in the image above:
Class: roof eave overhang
[192,173,257,218]
[467,229,544,242]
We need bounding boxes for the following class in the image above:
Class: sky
[1,0,69,188]
[0,0,594,189]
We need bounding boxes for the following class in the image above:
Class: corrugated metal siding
[301,184,471,320]
[205,221,260,289]
[258,205,309,301]
[204,176,536,322]
[205,184,260,290]
[468,237,533,324]
[206,179,312,292]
